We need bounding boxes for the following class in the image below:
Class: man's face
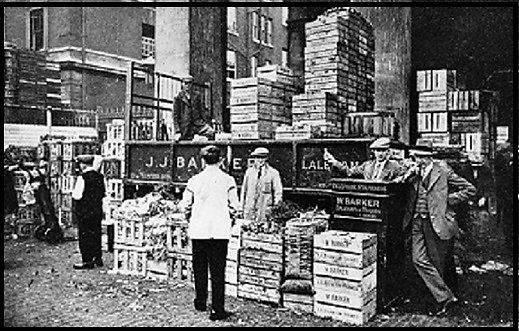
[413,154,432,167]
[182,81,192,91]
[373,149,389,162]
[253,157,267,168]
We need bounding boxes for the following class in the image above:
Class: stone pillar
[155,6,227,131]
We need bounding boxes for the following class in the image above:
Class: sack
[280,279,314,295]
[21,182,36,205]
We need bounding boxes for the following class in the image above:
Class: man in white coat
[240,147,283,222]
[181,145,240,321]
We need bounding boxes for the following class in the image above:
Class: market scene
[3,4,516,328]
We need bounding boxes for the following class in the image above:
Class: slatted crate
[102,158,123,179]
[51,192,61,212]
[61,193,74,211]
[146,259,173,282]
[61,175,77,193]
[49,160,62,177]
[282,293,314,314]
[167,252,194,283]
[103,141,125,159]
[49,141,63,160]
[313,231,378,325]
[114,216,147,246]
[166,219,191,255]
[106,178,124,202]
[13,171,28,190]
[111,244,150,277]
[16,220,40,238]
[61,161,78,177]
[101,219,114,252]
[17,205,41,223]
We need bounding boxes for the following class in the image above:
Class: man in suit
[323,137,404,181]
[241,147,283,222]
[173,75,215,141]
[398,139,476,316]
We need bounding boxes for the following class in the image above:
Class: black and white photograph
[3,2,516,327]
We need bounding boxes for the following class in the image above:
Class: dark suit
[335,159,404,181]
[173,89,207,141]
[402,161,475,303]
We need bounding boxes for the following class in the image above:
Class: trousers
[192,239,228,314]
[77,213,102,263]
[411,214,456,304]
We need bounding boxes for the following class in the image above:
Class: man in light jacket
[181,145,240,321]
[240,147,283,222]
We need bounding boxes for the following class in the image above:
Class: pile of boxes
[416,69,494,160]
[313,231,378,325]
[230,66,297,140]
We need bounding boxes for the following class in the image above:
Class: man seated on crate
[71,155,106,270]
[180,145,240,321]
[323,137,404,181]
[173,74,215,142]
[31,160,65,245]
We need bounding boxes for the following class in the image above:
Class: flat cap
[250,147,269,157]
[200,145,220,157]
[369,137,391,150]
[181,74,194,82]
[76,154,95,164]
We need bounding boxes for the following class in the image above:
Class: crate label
[314,300,376,325]
[314,231,377,253]
[313,262,375,281]
[314,272,376,294]
[314,247,377,268]
[314,288,376,309]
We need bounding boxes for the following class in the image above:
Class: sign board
[296,139,371,189]
[128,143,172,181]
[172,143,229,183]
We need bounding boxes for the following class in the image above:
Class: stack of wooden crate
[343,111,395,137]
[4,43,18,106]
[166,219,194,283]
[42,138,100,239]
[10,170,42,238]
[289,92,342,138]
[101,119,126,252]
[112,214,151,277]
[237,230,285,305]
[230,65,296,140]
[313,231,378,326]
[416,69,494,160]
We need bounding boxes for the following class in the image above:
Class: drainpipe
[81,7,87,110]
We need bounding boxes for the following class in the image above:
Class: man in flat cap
[180,145,240,321]
[173,75,215,141]
[241,147,283,222]
[398,139,475,316]
[323,137,404,181]
[71,155,106,269]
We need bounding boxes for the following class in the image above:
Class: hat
[200,145,220,157]
[181,74,194,83]
[250,147,269,158]
[410,138,434,156]
[369,137,391,150]
[76,154,95,164]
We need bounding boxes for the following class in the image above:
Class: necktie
[373,162,382,180]
[257,167,263,180]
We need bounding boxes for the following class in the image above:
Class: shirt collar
[423,162,433,178]
[83,166,96,173]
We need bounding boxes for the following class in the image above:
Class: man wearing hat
[71,155,106,269]
[181,145,240,321]
[399,139,475,316]
[323,137,404,181]
[241,147,283,222]
[173,74,215,141]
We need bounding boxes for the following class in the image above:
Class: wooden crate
[58,209,76,228]
[17,205,41,223]
[49,142,63,160]
[166,220,191,255]
[106,178,124,202]
[167,252,194,283]
[16,220,40,238]
[146,259,173,281]
[282,293,314,314]
[237,283,282,306]
[61,193,73,211]
[61,175,77,193]
[114,216,146,246]
[111,244,150,277]
[314,299,376,325]
[13,171,28,190]
[49,161,62,177]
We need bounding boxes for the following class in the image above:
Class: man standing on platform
[323,137,404,181]
[71,155,106,270]
[240,147,283,222]
[398,139,475,316]
[181,145,240,321]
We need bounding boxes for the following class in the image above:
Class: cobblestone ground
[4,212,514,327]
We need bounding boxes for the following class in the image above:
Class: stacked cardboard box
[230,66,296,140]
[313,231,377,325]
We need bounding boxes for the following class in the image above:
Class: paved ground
[4,211,515,327]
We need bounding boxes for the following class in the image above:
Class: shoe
[435,297,459,317]
[92,258,104,267]
[209,311,232,321]
[194,303,206,312]
[73,262,95,270]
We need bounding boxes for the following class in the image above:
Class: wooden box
[114,216,146,246]
[111,244,149,277]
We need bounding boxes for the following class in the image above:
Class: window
[142,23,155,59]
[227,7,238,34]
[227,50,237,79]
[282,7,289,26]
[252,12,259,42]
[282,50,288,68]
[250,57,257,78]
[29,8,44,51]
[260,16,266,44]
[266,18,273,46]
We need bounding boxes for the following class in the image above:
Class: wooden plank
[314,288,376,310]
[239,273,281,288]
[314,300,376,325]
[239,265,282,280]
[313,231,377,253]
[313,262,376,281]
[314,272,377,295]
[313,247,377,269]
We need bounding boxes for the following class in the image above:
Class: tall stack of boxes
[43,138,101,239]
[4,43,18,106]
[10,171,42,238]
[313,231,378,325]
[230,65,297,140]
[101,119,126,251]
[416,69,493,161]
[279,8,391,139]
